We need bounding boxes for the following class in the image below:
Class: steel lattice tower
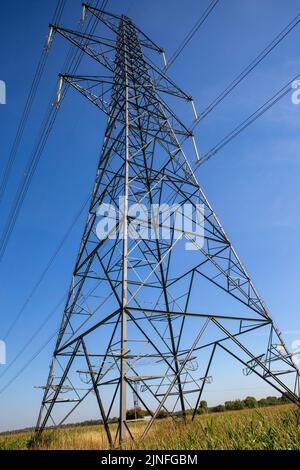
[35,5,300,447]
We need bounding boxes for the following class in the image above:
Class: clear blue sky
[0,0,300,432]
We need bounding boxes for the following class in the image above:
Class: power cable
[0,0,67,204]
[0,0,108,337]
[0,1,109,392]
[166,0,220,70]
[198,73,299,165]
[0,0,107,262]
[0,331,59,396]
[197,12,300,122]
[0,294,67,381]
[3,196,90,340]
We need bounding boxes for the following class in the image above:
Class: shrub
[225,400,245,411]
[126,407,146,420]
[244,396,257,409]
[212,405,225,413]
[198,400,208,414]
[156,410,169,419]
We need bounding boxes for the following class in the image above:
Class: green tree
[198,400,208,414]
[258,398,268,408]
[279,393,290,404]
[265,396,279,406]
[244,396,257,409]
[212,405,225,413]
[225,400,245,411]
[126,407,146,420]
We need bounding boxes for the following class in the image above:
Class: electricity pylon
[35,5,300,447]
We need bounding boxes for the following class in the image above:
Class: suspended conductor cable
[0,331,59,396]
[0,0,107,340]
[0,0,67,204]
[198,73,300,165]
[0,294,67,381]
[197,12,300,122]
[0,0,107,263]
[0,0,108,359]
[166,0,220,70]
[3,196,90,340]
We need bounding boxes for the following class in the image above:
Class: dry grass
[0,404,299,450]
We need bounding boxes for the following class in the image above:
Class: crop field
[0,404,299,451]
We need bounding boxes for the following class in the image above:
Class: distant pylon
[35,5,300,447]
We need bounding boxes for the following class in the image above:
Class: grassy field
[0,404,299,450]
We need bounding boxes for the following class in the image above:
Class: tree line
[126,394,291,420]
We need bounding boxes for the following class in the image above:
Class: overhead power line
[0,0,67,205]
[0,0,107,367]
[0,331,58,396]
[166,0,220,70]
[197,12,300,122]
[3,196,90,340]
[0,294,67,382]
[198,73,299,165]
[0,0,108,263]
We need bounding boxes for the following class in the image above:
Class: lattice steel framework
[35,5,300,447]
